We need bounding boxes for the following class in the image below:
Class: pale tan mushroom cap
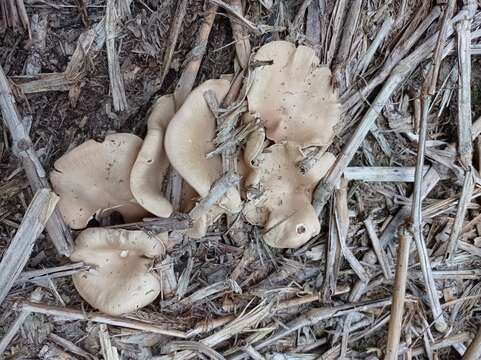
[165,79,230,197]
[50,133,147,229]
[247,41,340,147]
[244,143,335,248]
[165,79,242,236]
[130,95,175,218]
[70,228,166,315]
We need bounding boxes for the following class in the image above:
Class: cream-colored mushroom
[50,133,147,229]
[165,79,242,238]
[244,143,334,248]
[130,95,175,218]
[70,228,166,315]
[247,40,340,147]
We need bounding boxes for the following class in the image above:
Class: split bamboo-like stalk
[463,328,481,360]
[384,228,412,360]
[0,189,58,305]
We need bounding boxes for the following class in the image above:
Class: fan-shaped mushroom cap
[70,228,165,315]
[130,95,175,217]
[165,79,242,236]
[244,143,334,248]
[50,133,147,229]
[247,41,340,147]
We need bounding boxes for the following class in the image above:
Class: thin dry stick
[99,324,120,360]
[325,0,347,66]
[355,16,394,76]
[160,0,189,90]
[445,168,474,260]
[456,2,475,167]
[384,227,412,360]
[105,0,128,111]
[344,166,428,182]
[228,0,251,69]
[189,171,240,220]
[411,93,447,332]
[322,200,340,303]
[49,333,95,360]
[0,288,43,354]
[21,302,186,338]
[161,341,225,360]
[463,328,481,360]
[428,0,456,95]
[0,189,58,305]
[364,217,392,280]
[16,262,88,284]
[0,64,73,256]
[333,0,362,68]
[174,4,217,107]
[336,179,369,283]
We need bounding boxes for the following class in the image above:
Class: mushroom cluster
[50,41,339,315]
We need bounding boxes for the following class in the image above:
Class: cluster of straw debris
[2,0,481,359]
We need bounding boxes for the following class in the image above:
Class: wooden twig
[456,2,475,167]
[463,328,481,360]
[161,341,225,360]
[355,16,394,76]
[228,0,251,69]
[49,333,97,360]
[325,0,347,66]
[344,166,429,182]
[363,216,392,280]
[75,0,90,28]
[333,0,362,68]
[208,0,281,35]
[160,0,189,93]
[105,0,128,112]
[384,227,412,360]
[445,168,474,260]
[174,4,217,107]
[189,171,240,220]
[107,213,192,232]
[412,93,447,332]
[0,64,73,256]
[99,324,120,360]
[322,200,341,303]
[0,288,43,354]
[20,302,186,338]
[336,179,369,283]
[0,189,58,305]
[16,262,88,284]
[428,0,456,95]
